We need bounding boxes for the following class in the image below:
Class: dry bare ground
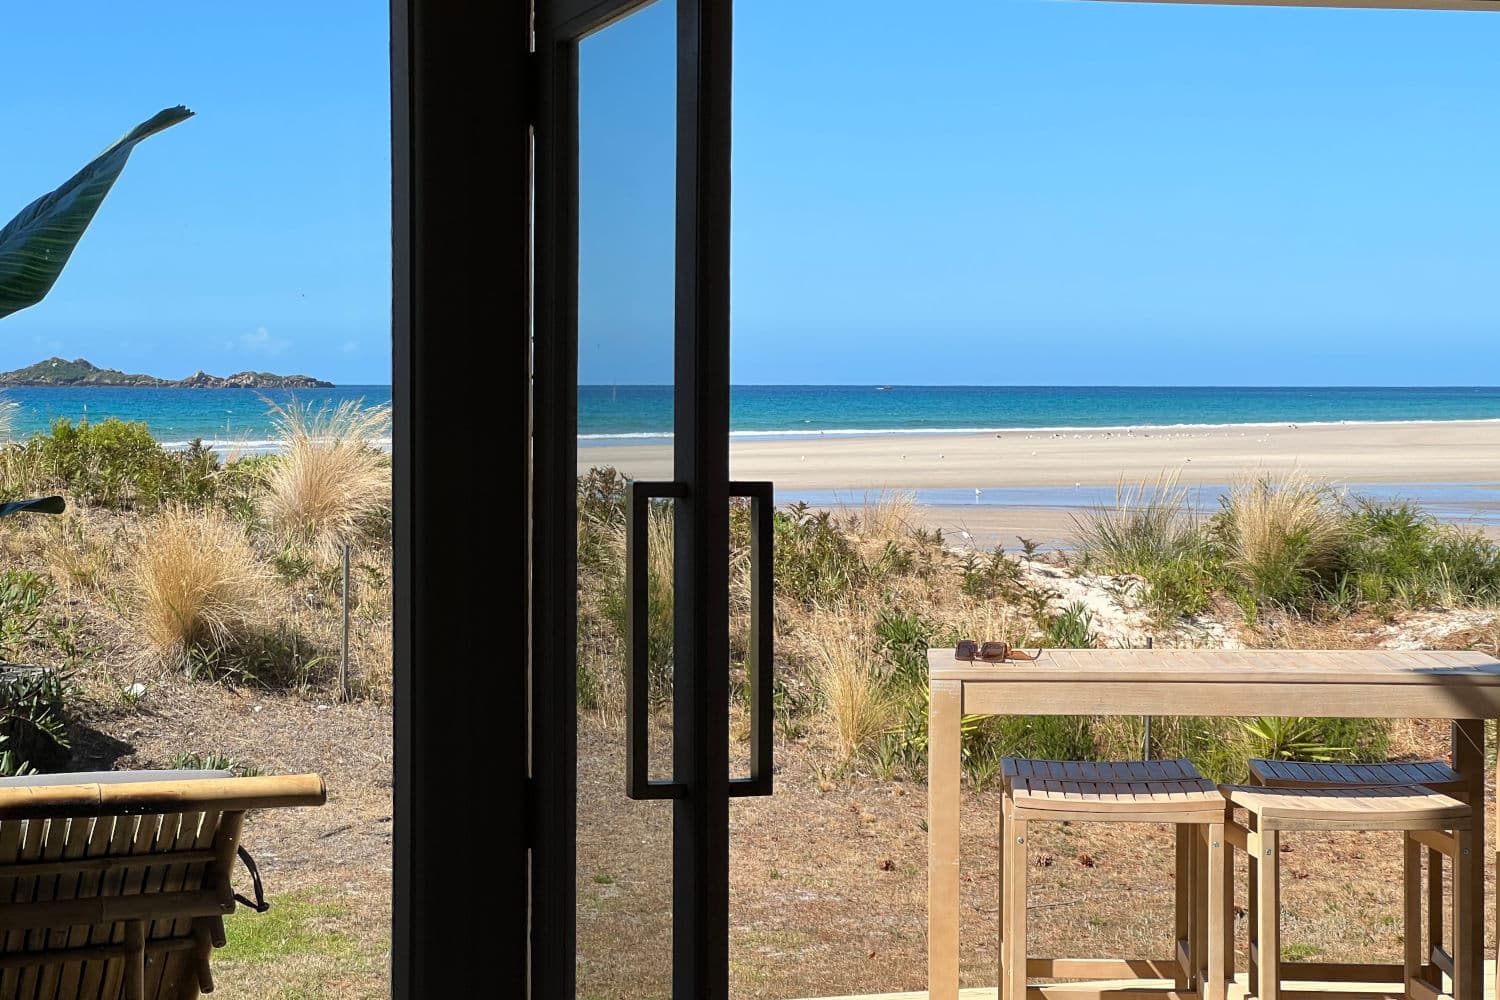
[579,713,1495,1000]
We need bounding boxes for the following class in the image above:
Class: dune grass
[810,611,894,763]
[132,507,273,668]
[1217,473,1349,608]
[1070,473,1221,619]
[263,399,391,559]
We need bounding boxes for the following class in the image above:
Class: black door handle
[623,480,775,800]
[729,481,774,797]
[625,480,688,800]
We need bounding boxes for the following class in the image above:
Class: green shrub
[1342,497,1500,608]
[1046,601,1098,649]
[773,503,866,605]
[0,570,51,657]
[170,750,262,776]
[0,667,71,773]
[0,418,227,512]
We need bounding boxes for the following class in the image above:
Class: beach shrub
[1046,600,1098,649]
[262,399,392,558]
[1342,498,1500,608]
[132,507,273,670]
[1072,474,1200,571]
[170,750,262,776]
[774,503,866,605]
[1214,474,1347,609]
[0,667,71,774]
[0,570,51,657]
[1071,474,1222,619]
[0,418,223,511]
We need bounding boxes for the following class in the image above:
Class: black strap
[233,846,270,913]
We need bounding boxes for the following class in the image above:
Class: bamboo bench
[0,769,327,999]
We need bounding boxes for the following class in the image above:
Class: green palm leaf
[0,106,193,320]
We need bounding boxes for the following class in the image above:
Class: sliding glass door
[532,1,744,998]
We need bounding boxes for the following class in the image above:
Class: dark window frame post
[390,2,533,997]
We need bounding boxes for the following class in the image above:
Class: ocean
[579,385,1500,443]
[7,384,1499,453]
[0,385,392,450]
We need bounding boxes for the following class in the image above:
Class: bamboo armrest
[0,773,327,820]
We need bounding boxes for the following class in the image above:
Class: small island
[0,358,334,389]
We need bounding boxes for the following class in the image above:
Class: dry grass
[263,398,392,559]
[939,596,1034,648]
[39,510,120,593]
[848,489,916,544]
[132,507,273,666]
[808,608,893,762]
[1221,472,1348,604]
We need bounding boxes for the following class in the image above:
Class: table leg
[1452,720,1484,1000]
[929,679,963,1000]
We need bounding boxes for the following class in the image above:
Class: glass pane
[576,3,677,998]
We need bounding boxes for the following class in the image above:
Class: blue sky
[0,4,389,384]
[2,3,1496,388]
[582,0,1500,385]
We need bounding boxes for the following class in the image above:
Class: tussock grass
[808,610,893,763]
[133,507,273,666]
[263,399,391,558]
[1071,472,1200,571]
[1218,473,1347,607]
[1071,473,1219,619]
[848,490,916,545]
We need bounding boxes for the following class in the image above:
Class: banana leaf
[0,106,193,320]
[0,496,64,520]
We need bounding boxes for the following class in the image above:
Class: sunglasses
[954,640,1041,663]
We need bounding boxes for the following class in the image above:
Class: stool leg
[1404,834,1422,995]
[998,797,1006,992]
[1221,822,1234,989]
[1191,824,1207,991]
[1176,825,1191,989]
[1004,814,1028,1000]
[1247,834,1259,998]
[1451,827,1477,1000]
[1206,823,1227,1000]
[1256,827,1280,1000]
[1425,846,1444,989]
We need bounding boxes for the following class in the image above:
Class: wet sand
[579,419,1500,547]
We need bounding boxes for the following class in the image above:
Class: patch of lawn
[217,890,385,1000]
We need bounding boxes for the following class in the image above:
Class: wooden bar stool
[1221,783,1474,1000]
[1248,757,1467,989]
[999,759,1229,1000]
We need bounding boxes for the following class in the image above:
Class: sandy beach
[580,419,1500,545]
[581,419,1500,489]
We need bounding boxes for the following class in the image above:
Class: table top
[928,647,1500,684]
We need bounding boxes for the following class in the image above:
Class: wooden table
[926,648,1500,1000]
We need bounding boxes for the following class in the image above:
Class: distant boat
[876,385,892,391]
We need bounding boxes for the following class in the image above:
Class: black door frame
[531,1,736,998]
[389,1,534,997]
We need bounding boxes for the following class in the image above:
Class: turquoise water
[579,385,1500,442]
[0,386,392,449]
